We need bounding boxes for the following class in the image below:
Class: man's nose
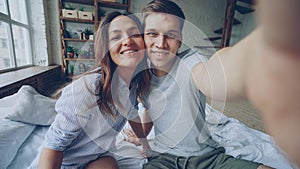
[155,34,167,48]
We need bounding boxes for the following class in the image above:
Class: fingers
[123,129,137,138]
[123,129,142,145]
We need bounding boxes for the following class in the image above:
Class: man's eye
[145,32,158,37]
[165,33,177,38]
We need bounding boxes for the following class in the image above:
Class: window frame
[0,0,34,73]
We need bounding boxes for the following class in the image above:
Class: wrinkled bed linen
[0,85,297,169]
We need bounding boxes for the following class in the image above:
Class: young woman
[29,11,151,169]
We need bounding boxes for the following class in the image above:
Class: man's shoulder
[178,48,208,69]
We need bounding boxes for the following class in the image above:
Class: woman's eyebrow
[128,26,139,32]
[109,30,121,35]
[109,26,139,34]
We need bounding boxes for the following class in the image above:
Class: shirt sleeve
[43,74,100,151]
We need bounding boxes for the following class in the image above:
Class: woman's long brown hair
[94,11,150,117]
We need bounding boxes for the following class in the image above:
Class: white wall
[230,2,256,46]
[28,0,49,66]
[45,0,61,65]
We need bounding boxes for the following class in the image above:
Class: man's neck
[151,57,177,77]
[151,68,168,77]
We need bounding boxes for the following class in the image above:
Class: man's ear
[178,34,182,48]
[178,40,182,48]
[178,36,182,49]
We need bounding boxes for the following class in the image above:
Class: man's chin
[149,60,164,68]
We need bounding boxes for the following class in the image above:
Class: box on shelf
[78,11,93,20]
[62,9,78,19]
[103,0,116,2]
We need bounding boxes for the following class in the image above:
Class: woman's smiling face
[108,15,145,69]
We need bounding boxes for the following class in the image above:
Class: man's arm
[38,148,63,169]
[191,29,255,101]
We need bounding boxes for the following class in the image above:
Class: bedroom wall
[43,0,61,66]
[27,0,49,66]
[45,0,61,65]
[230,3,256,46]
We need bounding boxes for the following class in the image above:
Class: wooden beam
[220,0,237,48]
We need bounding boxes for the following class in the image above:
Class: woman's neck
[117,66,136,87]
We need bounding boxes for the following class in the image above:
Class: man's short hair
[142,0,186,31]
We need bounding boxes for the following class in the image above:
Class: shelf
[61,17,94,23]
[62,0,94,5]
[98,1,129,9]
[59,0,130,78]
[63,38,94,42]
[64,58,95,61]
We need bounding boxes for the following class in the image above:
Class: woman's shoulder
[62,73,102,96]
[75,73,101,85]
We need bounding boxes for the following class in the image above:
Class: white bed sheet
[0,85,298,169]
[6,126,48,169]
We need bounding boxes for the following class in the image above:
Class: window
[1,38,7,48]
[0,0,32,71]
[0,0,8,15]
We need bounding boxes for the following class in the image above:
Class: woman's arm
[142,109,153,137]
[38,148,63,169]
[128,116,150,147]
[128,115,151,157]
[124,109,153,146]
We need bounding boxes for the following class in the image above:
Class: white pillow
[5,85,57,126]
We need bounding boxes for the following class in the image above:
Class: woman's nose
[122,36,133,46]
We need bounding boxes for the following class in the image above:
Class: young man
[139,0,273,168]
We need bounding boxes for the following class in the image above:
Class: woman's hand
[123,128,141,146]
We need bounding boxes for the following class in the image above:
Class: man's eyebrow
[144,28,179,33]
[144,28,156,32]
[167,30,180,34]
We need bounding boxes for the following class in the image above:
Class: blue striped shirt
[43,73,139,166]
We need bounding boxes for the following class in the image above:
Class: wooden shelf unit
[58,0,130,78]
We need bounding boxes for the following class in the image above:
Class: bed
[0,85,296,169]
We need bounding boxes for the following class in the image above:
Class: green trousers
[143,147,261,169]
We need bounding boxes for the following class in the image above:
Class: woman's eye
[110,35,121,41]
[130,33,141,38]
